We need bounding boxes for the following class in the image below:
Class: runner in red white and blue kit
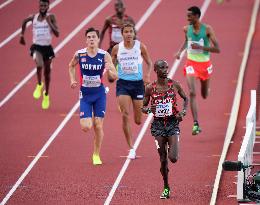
[69,28,117,165]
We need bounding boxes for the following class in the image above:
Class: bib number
[82,75,101,87]
[155,102,172,117]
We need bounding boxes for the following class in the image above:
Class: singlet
[186,24,210,62]
[109,14,131,46]
[75,48,106,97]
[117,40,143,81]
[150,79,178,118]
[32,13,52,46]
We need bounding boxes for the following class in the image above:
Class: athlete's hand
[70,81,78,89]
[19,35,25,45]
[191,43,202,50]
[175,51,181,60]
[143,73,151,85]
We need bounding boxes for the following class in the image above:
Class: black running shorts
[151,116,180,137]
[30,44,55,61]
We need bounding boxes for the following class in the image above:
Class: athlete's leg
[80,118,93,132]
[155,136,169,188]
[33,51,44,85]
[186,75,198,122]
[93,117,104,156]
[167,135,179,163]
[200,78,210,99]
[132,99,143,125]
[43,59,52,95]
[118,95,133,149]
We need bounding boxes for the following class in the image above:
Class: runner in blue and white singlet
[111,23,152,159]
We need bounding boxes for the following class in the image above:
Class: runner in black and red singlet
[142,60,188,199]
[99,0,135,54]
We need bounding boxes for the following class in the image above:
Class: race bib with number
[82,75,101,87]
[187,39,204,54]
[111,27,123,43]
[121,61,138,74]
[155,102,172,117]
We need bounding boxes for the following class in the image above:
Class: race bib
[111,27,123,43]
[82,75,101,87]
[187,39,204,54]
[155,102,172,117]
[185,65,195,74]
[121,61,138,74]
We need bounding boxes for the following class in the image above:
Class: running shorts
[151,116,180,137]
[30,44,55,61]
[184,59,213,81]
[116,79,144,100]
[79,86,106,118]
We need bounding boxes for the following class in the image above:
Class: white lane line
[0,0,111,108]
[0,102,79,205]
[0,0,112,204]
[209,0,260,205]
[0,0,14,9]
[103,0,211,204]
[0,0,62,48]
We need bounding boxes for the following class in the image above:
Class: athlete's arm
[142,83,152,114]
[68,53,79,89]
[105,52,118,82]
[141,42,152,85]
[20,15,34,45]
[206,25,220,53]
[99,17,111,47]
[111,44,119,66]
[46,14,59,37]
[174,81,188,118]
[176,26,188,59]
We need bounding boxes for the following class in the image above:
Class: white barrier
[237,90,256,201]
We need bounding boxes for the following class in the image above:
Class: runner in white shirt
[20,0,59,110]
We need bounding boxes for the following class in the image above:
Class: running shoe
[192,124,202,135]
[92,154,102,165]
[33,83,43,99]
[42,91,50,109]
[160,187,170,199]
[128,148,136,159]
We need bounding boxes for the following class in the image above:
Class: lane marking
[0,0,14,9]
[209,1,260,205]
[0,0,111,108]
[0,1,112,204]
[103,0,211,204]
[0,101,80,205]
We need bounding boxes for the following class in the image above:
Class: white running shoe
[128,148,136,159]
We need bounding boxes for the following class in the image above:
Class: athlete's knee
[201,89,210,99]
[122,110,130,121]
[80,121,92,132]
[94,120,103,130]
[168,155,178,163]
[189,90,196,98]
[134,116,142,125]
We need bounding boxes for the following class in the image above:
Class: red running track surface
[0,0,258,204]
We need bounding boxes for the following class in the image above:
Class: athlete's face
[39,1,49,16]
[115,2,125,15]
[86,31,99,48]
[155,62,169,79]
[122,26,135,42]
[187,11,198,25]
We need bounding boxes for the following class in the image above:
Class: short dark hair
[188,6,201,18]
[121,23,136,34]
[85,27,100,38]
[40,0,50,4]
[154,60,168,71]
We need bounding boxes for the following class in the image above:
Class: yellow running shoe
[92,154,102,165]
[42,91,50,109]
[33,83,43,99]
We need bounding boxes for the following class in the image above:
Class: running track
[0,0,259,204]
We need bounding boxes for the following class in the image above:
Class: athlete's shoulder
[98,48,107,55]
[76,48,87,55]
